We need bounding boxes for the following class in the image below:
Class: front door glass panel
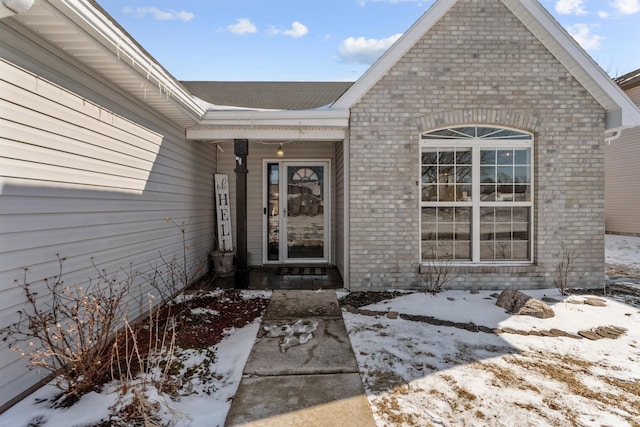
[286,166,325,259]
[267,163,279,261]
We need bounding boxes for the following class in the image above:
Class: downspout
[0,0,35,18]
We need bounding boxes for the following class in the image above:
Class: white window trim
[419,128,534,266]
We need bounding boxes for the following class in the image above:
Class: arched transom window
[420,125,533,263]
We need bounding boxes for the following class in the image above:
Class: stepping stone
[594,327,618,339]
[501,327,516,334]
[608,325,628,334]
[583,297,607,307]
[528,330,542,336]
[540,330,556,337]
[578,330,601,340]
[478,326,494,334]
[386,311,398,319]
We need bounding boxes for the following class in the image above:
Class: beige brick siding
[348,0,605,290]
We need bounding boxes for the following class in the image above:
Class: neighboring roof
[616,69,640,91]
[331,0,640,133]
[6,0,205,127]
[181,81,353,110]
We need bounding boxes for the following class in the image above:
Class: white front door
[264,161,329,264]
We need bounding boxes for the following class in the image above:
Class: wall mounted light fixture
[276,144,284,157]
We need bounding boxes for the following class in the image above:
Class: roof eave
[508,0,640,131]
[332,0,640,132]
[186,109,350,141]
[331,0,457,110]
[14,0,205,126]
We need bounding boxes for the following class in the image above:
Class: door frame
[262,159,331,264]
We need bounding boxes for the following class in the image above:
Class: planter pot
[211,251,235,277]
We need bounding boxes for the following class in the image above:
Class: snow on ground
[344,291,640,426]
[0,236,638,426]
[606,234,640,276]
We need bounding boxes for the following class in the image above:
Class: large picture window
[420,126,533,263]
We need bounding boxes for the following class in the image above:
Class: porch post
[234,139,249,289]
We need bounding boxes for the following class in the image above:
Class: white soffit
[10,0,205,127]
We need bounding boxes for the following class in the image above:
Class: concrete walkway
[225,290,376,427]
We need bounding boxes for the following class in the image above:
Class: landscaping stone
[496,290,555,319]
[386,311,398,320]
[578,330,601,340]
[583,297,607,307]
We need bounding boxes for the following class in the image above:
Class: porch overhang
[186,109,349,141]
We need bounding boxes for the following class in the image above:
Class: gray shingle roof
[615,68,640,91]
[180,81,354,110]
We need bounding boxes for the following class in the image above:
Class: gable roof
[182,81,353,110]
[331,0,640,133]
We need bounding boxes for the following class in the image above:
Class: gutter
[605,129,622,145]
[0,0,34,18]
[52,0,205,121]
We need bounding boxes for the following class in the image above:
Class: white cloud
[338,33,403,65]
[123,7,193,22]
[270,21,309,38]
[284,21,309,38]
[567,23,604,50]
[227,18,258,35]
[598,10,610,18]
[610,0,640,14]
[554,0,587,15]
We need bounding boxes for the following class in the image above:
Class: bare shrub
[110,295,182,426]
[419,254,453,294]
[554,243,578,295]
[0,256,135,405]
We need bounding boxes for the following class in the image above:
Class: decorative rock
[495,290,555,319]
[583,297,607,307]
[447,297,456,301]
[386,311,398,320]
[540,330,555,337]
[478,326,494,334]
[492,328,504,334]
[549,328,570,337]
[501,327,516,334]
[528,330,542,336]
[542,297,561,303]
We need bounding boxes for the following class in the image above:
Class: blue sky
[97,0,640,81]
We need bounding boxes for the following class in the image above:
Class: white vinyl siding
[605,126,640,235]
[0,60,216,410]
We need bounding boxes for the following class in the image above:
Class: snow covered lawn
[343,290,640,426]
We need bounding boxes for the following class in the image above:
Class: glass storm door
[265,161,329,263]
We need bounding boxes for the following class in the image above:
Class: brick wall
[348,0,605,290]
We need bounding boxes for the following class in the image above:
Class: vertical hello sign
[215,174,233,251]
